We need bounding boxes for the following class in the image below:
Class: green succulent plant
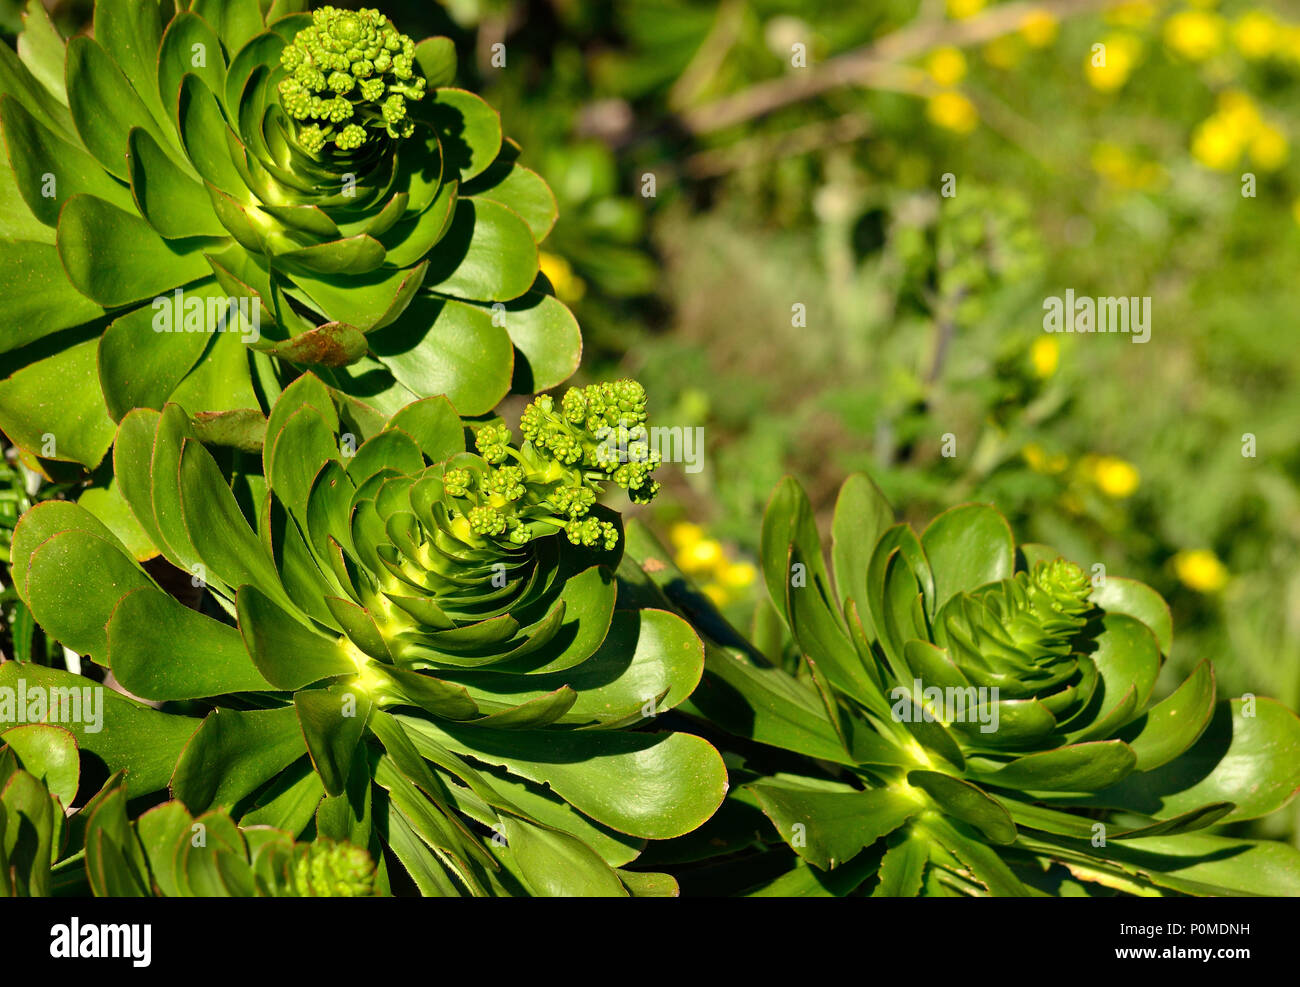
[0,0,577,477]
[1,720,379,896]
[1,722,77,896]
[82,780,383,897]
[8,374,726,896]
[621,474,1300,896]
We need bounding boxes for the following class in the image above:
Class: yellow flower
[1249,123,1288,170]
[1086,34,1142,91]
[1085,455,1140,498]
[1233,10,1280,58]
[1164,10,1226,61]
[1022,443,1068,475]
[701,583,730,608]
[946,0,986,19]
[1020,9,1059,47]
[982,35,1024,69]
[1030,337,1059,378]
[538,251,587,305]
[1105,2,1157,28]
[1173,549,1228,593]
[926,90,978,133]
[1217,89,1260,135]
[925,46,968,86]
[669,521,704,549]
[678,538,724,574]
[719,561,757,590]
[1191,115,1243,170]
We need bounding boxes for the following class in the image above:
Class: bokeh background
[4,0,1299,843]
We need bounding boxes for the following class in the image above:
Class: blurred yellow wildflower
[1233,10,1280,58]
[926,46,968,85]
[946,0,986,19]
[1173,549,1228,592]
[1191,92,1286,171]
[1217,89,1261,133]
[1020,9,1059,47]
[1030,337,1059,378]
[1191,115,1244,170]
[1082,455,1140,498]
[1086,34,1143,91]
[1249,123,1289,170]
[701,584,729,608]
[719,561,757,590]
[668,522,757,606]
[669,521,704,550]
[1023,443,1068,475]
[926,90,978,133]
[983,35,1025,69]
[1105,2,1157,28]
[1164,10,1226,61]
[679,537,724,574]
[538,251,586,304]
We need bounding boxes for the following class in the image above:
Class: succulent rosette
[1,720,378,896]
[0,0,577,475]
[622,474,1300,896]
[9,376,725,896]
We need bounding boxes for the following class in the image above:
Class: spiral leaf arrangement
[9,376,725,896]
[622,474,1300,896]
[0,0,575,475]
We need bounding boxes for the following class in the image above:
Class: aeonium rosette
[0,723,380,897]
[0,0,576,474]
[620,474,1300,897]
[10,375,725,896]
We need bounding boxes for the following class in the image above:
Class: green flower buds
[520,380,662,504]
[0,0,574,476]
[444,380,663,555]
[279,6,427,149]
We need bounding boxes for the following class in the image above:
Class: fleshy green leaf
[172,706,307,813]
[370,294,513,417]
[423,198,539,302]
[107,586,273,700]
[921,504,1015,610]
[0,239,106,353]
[752,781,917,869]
[0,723,79,807]
[399,716,727,840]
[0,663,198,797]
[1088,698,1300,822]
[58,194,214,306]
